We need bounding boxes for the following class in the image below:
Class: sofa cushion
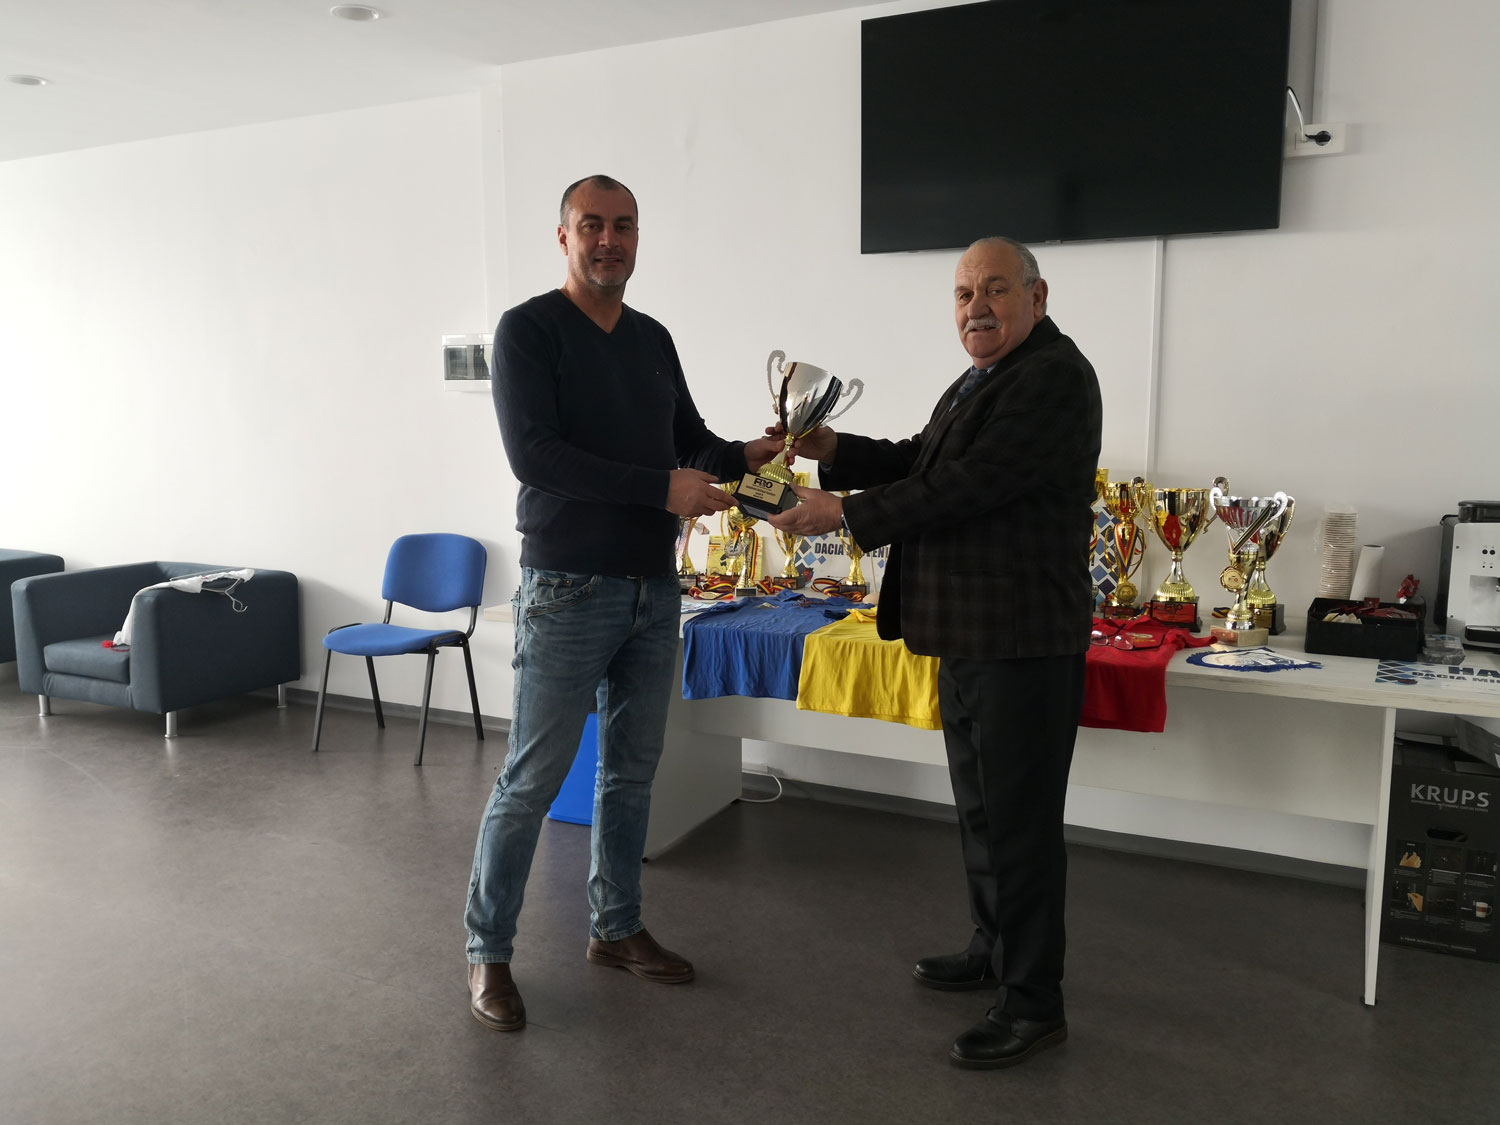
[43,636,131,684]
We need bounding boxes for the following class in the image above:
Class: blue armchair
[1,549,65,664]
[11,562,301,737]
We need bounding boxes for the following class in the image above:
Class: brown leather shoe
[469,962,525,1031]
[585,928,695,983]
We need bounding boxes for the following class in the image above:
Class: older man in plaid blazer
[768,236,1102,1070]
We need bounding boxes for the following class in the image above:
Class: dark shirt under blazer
[825,316,1103,661]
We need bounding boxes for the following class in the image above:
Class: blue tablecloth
[681,589,856,701]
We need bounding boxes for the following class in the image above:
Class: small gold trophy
[1246,495,1295,634]
[1137,481,1215,630]
[734,351,862,521]
[767,472,812,590]
[725,505,762,598]
[835,491,867,598]
[676,517,701,594]
[1208,482,1290,647]
[1099,476,1147,619]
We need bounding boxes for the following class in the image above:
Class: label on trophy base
[1211,624,1269,647]
[835,582,868,599]
[734,472,793,520]
[1149,599,1199,631]
[765,574,804,591]
[1101,603,1140,621]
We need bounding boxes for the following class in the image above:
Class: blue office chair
[312,533,487,766]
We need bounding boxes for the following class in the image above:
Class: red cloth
[1080,616,1213,733]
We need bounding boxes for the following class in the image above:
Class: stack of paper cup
[1350,544,1385,600]
[1318,506,1358,597]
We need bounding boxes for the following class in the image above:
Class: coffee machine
[1436,501,1500,650]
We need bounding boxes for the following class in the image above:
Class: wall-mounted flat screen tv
[861,0,1293,252]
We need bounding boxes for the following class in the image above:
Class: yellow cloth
[796,609,942,729]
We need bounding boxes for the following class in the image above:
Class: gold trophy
[676,517,701,594]
[1246,495,1295,634]
[734,350,862,521]
[767,472,812,590]
[725,505,762,598]
[1137,482,1215,629]
[1208,482,1290,647]
[1099,476,1148,619]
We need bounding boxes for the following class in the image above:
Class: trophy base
[678,573,700,594]
[1101,602,1141,621]
[1148,599,1199,631]
[1210,624,1269,647]
[734,585,760,599]
[765,574,805,591]
[834,582,868,599]
[1251,603,1285,634]
[733,470,797,521]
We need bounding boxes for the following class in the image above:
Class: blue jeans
[464,570,680,963]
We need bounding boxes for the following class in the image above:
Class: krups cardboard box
[1382,739,1500,962]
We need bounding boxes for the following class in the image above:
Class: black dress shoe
[469,962,525,1032]
[912,951,999,991]
[586,928,695,983]
[950,1009,1067,1069]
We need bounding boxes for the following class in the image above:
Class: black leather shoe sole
[949,1025,1067,1069]
[912,967,999,992]
[585,948,695,983]
[470,1001,525,1032]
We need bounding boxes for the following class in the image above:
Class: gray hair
[559,174,638,225]
[967,236,1041,288]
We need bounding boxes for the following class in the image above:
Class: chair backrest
[382,534,487,614]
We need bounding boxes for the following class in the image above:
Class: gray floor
[2,689,1497,1125]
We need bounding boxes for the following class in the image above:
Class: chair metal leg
[312,648,333,752]
[365,657,385,729]
[38,695,51,717]
[165,712,178,739]
[277,684,288,708]
[460,637,484,741]
[414,650,437,767]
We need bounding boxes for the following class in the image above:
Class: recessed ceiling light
[6,74,50,86]
[330,4,383,20]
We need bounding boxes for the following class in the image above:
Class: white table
[671,624,1500,1005]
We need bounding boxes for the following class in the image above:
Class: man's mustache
[964,316,999,332]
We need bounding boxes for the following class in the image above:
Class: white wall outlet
[1286,123,1348,157]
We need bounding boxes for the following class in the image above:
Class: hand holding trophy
[734,351,862,521]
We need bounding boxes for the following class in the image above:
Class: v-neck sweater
[492,289,746,576]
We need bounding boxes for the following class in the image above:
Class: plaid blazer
[827,317,1102,660]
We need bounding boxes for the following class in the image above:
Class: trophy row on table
[1096,471,1295,647]
[676,478,868,599]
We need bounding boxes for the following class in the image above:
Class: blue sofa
[12,562,301,736]
[1,549,65,664]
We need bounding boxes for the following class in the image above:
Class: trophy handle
[766,350,786,407]
[823,378,864,423]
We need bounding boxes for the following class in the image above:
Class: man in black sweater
[464,175,780,1032]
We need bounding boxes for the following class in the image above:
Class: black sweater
[492,289,746,577]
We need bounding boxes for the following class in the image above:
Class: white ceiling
[0,0,878,163]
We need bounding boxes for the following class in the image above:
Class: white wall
[2,0,1497,864]
[0,95,521,716]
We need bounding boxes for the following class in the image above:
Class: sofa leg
[38,695,51,717]
[277,684,288,708]
[165,712,178,739]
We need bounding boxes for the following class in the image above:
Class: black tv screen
[861,0,1293,251]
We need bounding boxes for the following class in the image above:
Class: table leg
[1362,706,1396,1006]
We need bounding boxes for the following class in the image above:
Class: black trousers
[937,652,1087,1021]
